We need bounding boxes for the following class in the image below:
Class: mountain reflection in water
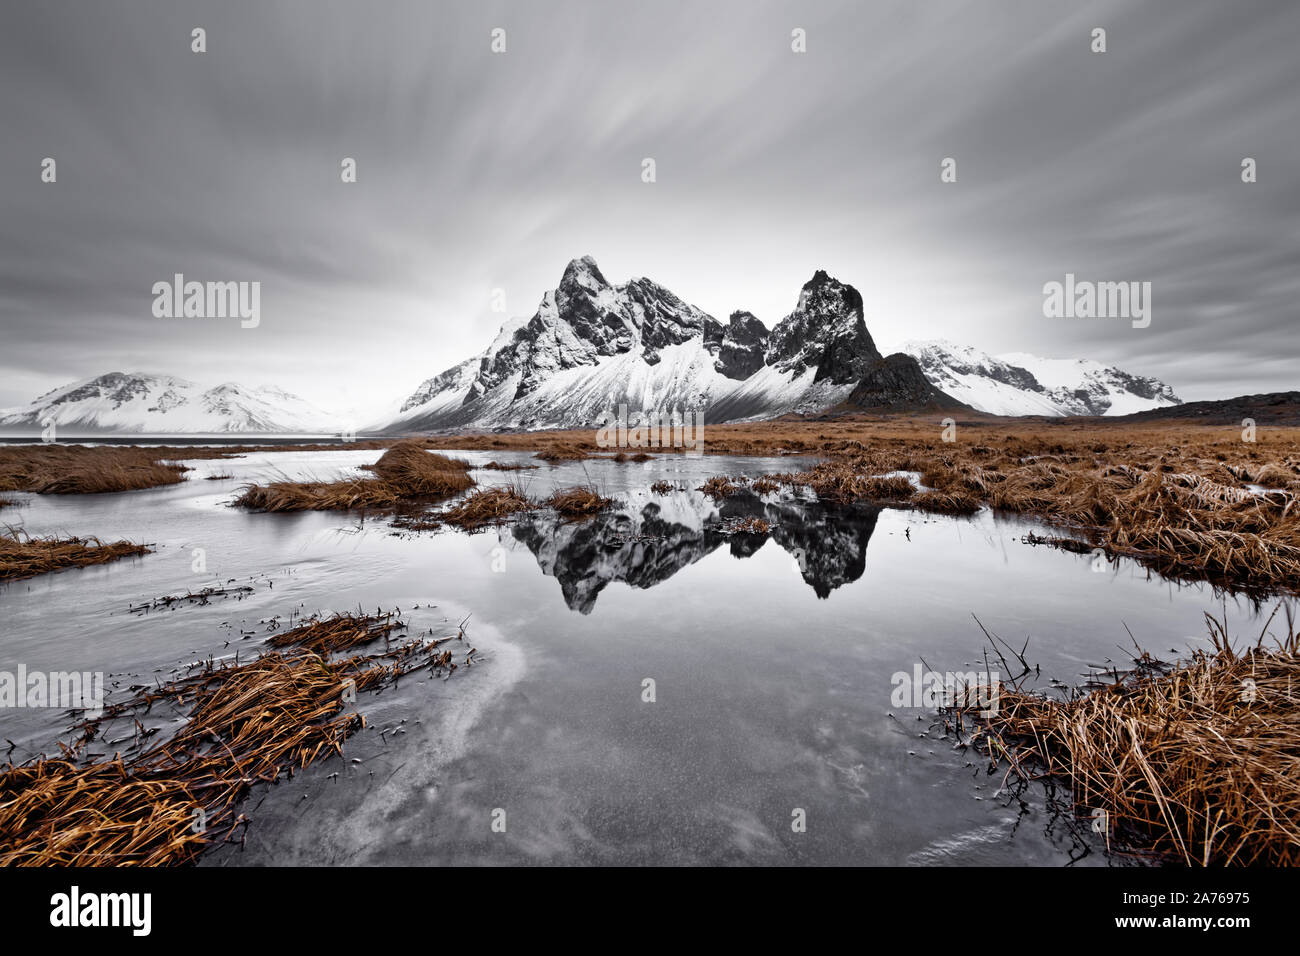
[507,488,884,613]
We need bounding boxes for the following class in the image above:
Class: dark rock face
[554,256,630,358]
[701,316,725,350]
[1104,369,1171,402]
[714,311,768,380]
[765,270,881,384]
[52,372,151,409]
[42,372,188,417]
[1057,372,1180,416]
[464,256,720,401]
[847,353,965,410]
[623,277,711,363]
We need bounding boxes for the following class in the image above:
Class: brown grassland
[944,610,1300,866]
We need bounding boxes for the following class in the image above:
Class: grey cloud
[1,0,1296,413]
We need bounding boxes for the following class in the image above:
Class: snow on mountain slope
[382,257,932,432]
[0,372,338,434]
[902,340,1181,417]
[384,338,849,431]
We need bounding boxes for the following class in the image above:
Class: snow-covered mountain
[0,372,338,434]
[900,340,1181,417]
[382,256,950,432]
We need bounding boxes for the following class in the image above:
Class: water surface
[0,447,1286,866]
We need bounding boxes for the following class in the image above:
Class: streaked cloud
[1,0,1296,414]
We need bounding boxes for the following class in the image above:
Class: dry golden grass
[697,476,742,500]
[233,476,400,512]
[534,444,590,462]
[547,485,612,519]
[951,611,1300,866]
[264,610,406,655]
[366,441,474,496]
[1252,462,1299,489]
[417,415,1299,464]
[0,445,190,494]
[0,611,467,866]
[236,441,474,513]
[438,486,536,530]
[792,468,916,503]
[0,530,151,581]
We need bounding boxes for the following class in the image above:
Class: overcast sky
[1,0,1297,418]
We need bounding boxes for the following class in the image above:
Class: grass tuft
[236,441,474,513]
[439,486,535,530]
[951,610,1300,866]
[0,529,151,581]
[547,485,612,520]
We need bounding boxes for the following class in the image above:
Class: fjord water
[0,447,1284,866]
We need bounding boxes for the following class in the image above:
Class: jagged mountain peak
[766,269,879,384]
[557,254,614,304]
[387,258,898,431]
[714,310,769,380]
[728,309,767,329]
[797,269,863,315]
[561,253,605,280]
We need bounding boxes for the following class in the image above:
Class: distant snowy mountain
[901,340,1181,417]
[0,372,338,434]
[381,256,950,432]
